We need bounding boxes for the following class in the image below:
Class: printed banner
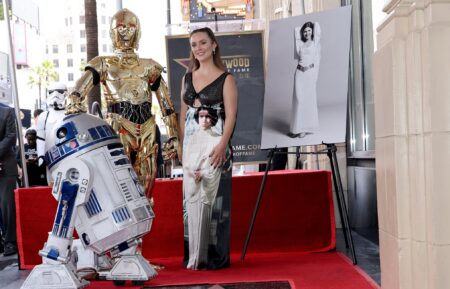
[14,22,27,65]
[166,31,266,163]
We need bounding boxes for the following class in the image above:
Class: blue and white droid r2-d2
[21,113,156,289]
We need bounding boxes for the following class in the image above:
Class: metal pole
[3,0,29,187]
[167,0,171,24]
[241,148,275,261]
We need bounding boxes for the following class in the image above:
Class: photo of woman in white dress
[288,21,321,138]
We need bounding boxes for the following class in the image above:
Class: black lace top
[183,71,230,108]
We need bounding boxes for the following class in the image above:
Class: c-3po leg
[114,118,158,201]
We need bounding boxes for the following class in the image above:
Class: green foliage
[0,1,5,21]
[27,60,59,108]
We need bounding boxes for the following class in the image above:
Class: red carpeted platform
[14,170,381,288]
[86,252,380,289]
[15,170,335,269]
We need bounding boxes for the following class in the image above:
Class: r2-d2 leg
[21,159,92,289]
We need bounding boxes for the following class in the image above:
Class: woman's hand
[209,142,227,168]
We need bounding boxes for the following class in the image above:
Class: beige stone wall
[374,0,450,288]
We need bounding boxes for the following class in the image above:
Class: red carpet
[16,170,335,268]
[86,252,379,289]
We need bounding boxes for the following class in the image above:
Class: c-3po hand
[65,93,86,115]
[162,136,179,161]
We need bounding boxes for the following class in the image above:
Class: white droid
[36,82,68,181]
[21,113,156,289]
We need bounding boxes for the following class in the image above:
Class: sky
[33,0,180,67]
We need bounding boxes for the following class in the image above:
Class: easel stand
[241,143,357,265]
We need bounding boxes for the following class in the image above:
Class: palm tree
[28,60,58,109]
[84,0,101,113]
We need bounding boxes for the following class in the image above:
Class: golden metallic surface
[108,116,158,197]
[161,113,180,160]
[66,8,180,199]
[110,8,141,51]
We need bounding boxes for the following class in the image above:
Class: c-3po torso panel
[88,56,161,124]
[84,55,171,196]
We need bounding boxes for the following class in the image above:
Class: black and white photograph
[261,6,352,149]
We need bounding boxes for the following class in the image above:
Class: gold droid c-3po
[66,8,179,200]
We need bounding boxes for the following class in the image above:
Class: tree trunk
[38,82,42,109]
[84,0,101,113]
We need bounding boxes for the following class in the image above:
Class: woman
[288,21,321,138]
[179,27,238,270]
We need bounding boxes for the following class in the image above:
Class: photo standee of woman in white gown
[183,108,223,269]
[288,21,321,138]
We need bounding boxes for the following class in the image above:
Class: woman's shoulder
[183,71,193,83]
[223,72,236,85]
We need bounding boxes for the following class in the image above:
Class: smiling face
[303,27,312,41]
[190,31,217,63]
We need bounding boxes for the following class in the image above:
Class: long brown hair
[189,27,226,72]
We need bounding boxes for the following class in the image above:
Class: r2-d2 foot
[21,113,156,289]
[97,241,156,285]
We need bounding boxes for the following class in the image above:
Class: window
[45,45,48,54]
[80,30,86,38]
[101,16,106,24]
[102,44,107,53]
[69,17,72,25]
[67,59,73,67]
[67,44,72,53]
[65,18,68,26]
[52,45,58,54]
[80,15,85,24]
[101,30,107,38]
[68,73,73,81]
[80,44,86,52]
[345,0,375,155]
[53,59,59,68]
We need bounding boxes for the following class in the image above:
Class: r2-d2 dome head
[47,82,67,110]
[44,113,154,254]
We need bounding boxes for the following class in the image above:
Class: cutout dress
[182,71,232,270]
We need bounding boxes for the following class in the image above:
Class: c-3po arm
[66,57,103,115]
[152,72,181,161]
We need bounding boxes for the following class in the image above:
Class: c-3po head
[110,8,141,51]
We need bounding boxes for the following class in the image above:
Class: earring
[213,49,216,55]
